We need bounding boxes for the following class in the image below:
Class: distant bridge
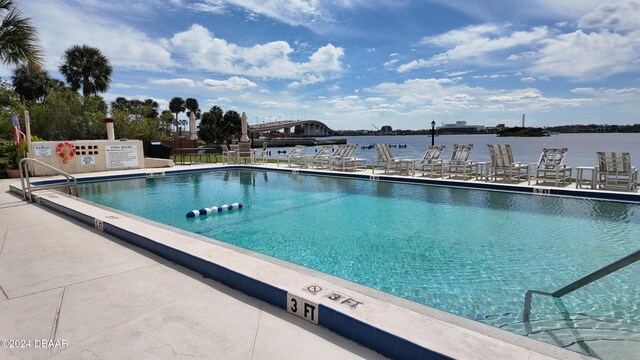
[249,120,336,137]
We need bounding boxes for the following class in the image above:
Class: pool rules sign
[105,144,139,169]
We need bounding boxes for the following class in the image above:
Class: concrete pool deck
[0,181,388,360]
[4,163,634,359]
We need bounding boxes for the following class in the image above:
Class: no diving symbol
[306,285,323,294]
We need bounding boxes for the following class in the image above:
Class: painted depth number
[287,294,318,324]
[287,287,364,324]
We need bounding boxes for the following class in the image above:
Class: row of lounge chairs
[280,144,368,171]
[405,143,636,191]
[225,142,638,192]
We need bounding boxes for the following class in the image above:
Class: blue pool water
[78,169,640,353]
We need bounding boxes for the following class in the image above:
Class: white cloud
[383,59,399,67]
[24,1,173,72]
[487,88,590,109]
[260,101,304,109]
[520,77,536,83]
[212,97,233,103]
[217,0,323,27]
[365,97,386,102]
[473,74,507,79]
[189,0,226,14]
[170,24,344,84]
[531,29,640,79]
[397,59,431,73]
[398,24,548,72]
[202,76,258,90]
[150,78,196,87]
[111,83,148,89]
[578,1,640,31]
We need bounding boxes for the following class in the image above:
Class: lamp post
[431,120,436,146]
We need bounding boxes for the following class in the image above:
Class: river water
[267,133,640,168]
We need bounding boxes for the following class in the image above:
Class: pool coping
[9,164,603,359]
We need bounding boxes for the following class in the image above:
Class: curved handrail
[18,158,78,202]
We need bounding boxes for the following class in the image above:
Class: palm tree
[59,45,112,97]
[185,97,199,119]
[168,97,185,134]
[144,99,159,118]
[0,0,44,70]
[11,63,50,103]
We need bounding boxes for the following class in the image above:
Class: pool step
[497,314,640,357]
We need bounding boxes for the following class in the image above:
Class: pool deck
[0,179,388,360]
[4,162,634,359]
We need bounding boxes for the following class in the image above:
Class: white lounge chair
[535,148,572,186]
[416,145,445,177]
[373,143,414,176]
[596,152,638,191]
[310,144,347,169]
[294,145,333,168]
[444,144,475,180]
[331,144,366,171]
[277,145,306,167]
[487,144,530,183]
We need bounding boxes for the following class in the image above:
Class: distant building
[438,121,486,134]
[381,125,393,134]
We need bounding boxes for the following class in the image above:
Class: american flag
[11,115,23,145]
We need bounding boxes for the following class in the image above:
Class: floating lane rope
[186,203,243,218]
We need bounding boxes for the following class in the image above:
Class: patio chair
[306,144,346,169]
[373,143,414,176]
[444,144,475,180]
[255,142,269,164]
[534,148,572,186]
[292,145,333,168]
[416,145,446,177]
[277,145,306,167]
[237,142,255,164]
[487,144,530,183]
[331,144,366,171]
[220,144,236,164]
[596,152,638,191]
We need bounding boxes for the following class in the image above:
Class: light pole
[431,120,436,146]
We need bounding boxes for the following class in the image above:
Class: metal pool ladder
[523,248,640,322]
[18,158,78,202]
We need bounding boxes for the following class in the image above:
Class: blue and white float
[186,203,243,218]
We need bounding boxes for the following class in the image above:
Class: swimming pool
[77,169,640,354]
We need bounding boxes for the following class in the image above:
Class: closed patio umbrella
[189,111,198,140]
[240,112,250,142]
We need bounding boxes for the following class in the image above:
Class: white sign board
[80,156,96,165]
[33,145,52,157]
[105,144,139,169]
[287,293,318,324]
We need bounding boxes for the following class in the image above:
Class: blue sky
[11,0,640,130]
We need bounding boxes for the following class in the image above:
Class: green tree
[143,99,159,118]
[198,105,223,144]
[159,110,174,137]
[0,80,22,141]
[168,96,185,134]
[11,64,50,104]
[0,0,44,70]
[59,45,112,97]
[29,88,106,140]
[222,110,242,145]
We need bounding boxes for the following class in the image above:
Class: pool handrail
[18,157,78,202]
[523,247,640,322]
